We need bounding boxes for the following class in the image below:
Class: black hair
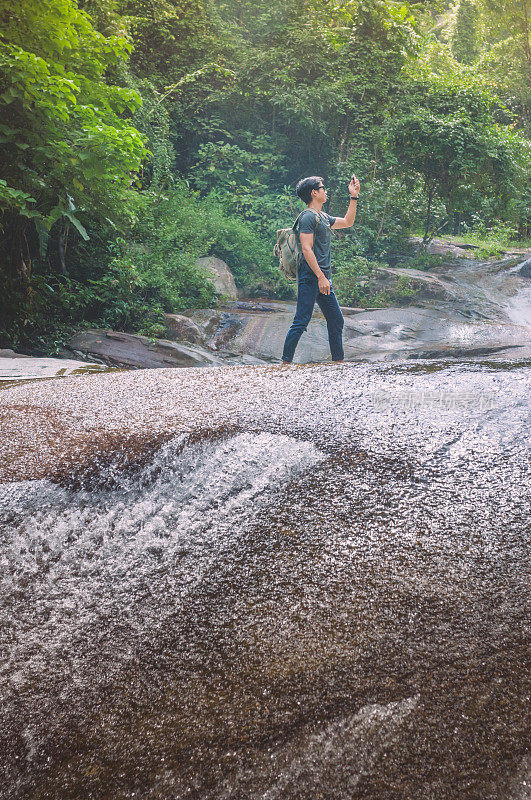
[296,176,324,205]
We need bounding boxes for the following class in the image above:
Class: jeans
[282,268,344,363]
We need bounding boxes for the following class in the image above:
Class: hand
[349,173,360,197]
[318,275,331,295]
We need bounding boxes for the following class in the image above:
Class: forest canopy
[1,0,530,350]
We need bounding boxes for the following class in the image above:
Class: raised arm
[331,174,360,230]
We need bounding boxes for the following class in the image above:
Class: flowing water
[0,252,530,799]
[0,356,529,800]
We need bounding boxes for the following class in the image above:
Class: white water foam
[507,285,531,329]
[0,432,324,690]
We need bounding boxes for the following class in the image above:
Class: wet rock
[56,252,531,372]
[164,314,203,344]
[236,301,278,313]
[408,343,525,359]
[0,363,529,799]
[518,258,531,278]
[506,755,531,800]
[213,697,419,799]
[0,355,105,382]
[195,256,238,299]
[207,313,243,350]
[150,252,531,364]
[371,266,455,302]
[427,241,474,257]
[68,329,222,368]
[409,236,475,258]
[340,306,374,315]
[0,348,30,358]
[181,308,223,339]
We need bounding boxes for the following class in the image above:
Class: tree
[0,0,147,280]
[392,75,528,240]
[477,0,531,132]
[452,0,479,64]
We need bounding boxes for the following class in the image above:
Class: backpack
[274,209,323,282]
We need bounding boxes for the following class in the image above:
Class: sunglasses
[315,184,326,191]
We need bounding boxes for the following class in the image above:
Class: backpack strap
[292,211,305,231]
[293,209,323,232]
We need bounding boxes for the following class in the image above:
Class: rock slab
[0,356,104,382]
[68,329,223,368]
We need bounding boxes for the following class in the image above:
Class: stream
[0,251,529,800]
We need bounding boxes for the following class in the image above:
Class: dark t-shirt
[298,209,337,274]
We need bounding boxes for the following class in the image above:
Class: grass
[440,233,531,251]
[410,231,531,252]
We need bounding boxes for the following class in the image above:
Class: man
[281,174,360,364]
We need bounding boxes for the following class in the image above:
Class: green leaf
[34,218,50,259]
[63,211,90,241]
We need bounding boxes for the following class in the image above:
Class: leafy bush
[0,268,169,353]
[0,0,147,270]
[0,182,287,352]
[462,216,519,245]
[333,249,419,308]
[374,275,419,306]
[131,186,280,294]
[332,255,385,307]
[394,249,451,272]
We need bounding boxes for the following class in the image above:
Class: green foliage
[0,0,147,272]
[1,0,531,353]
[390,247,452,271]
[451,214,521,255]
[190,141,273,198]
[131,185,279,293]
[477,0,531,131]
[329,168,414,257]
[462,215,518,244]
[0,268,168,353]
[332,254,418,308]
[332,255,385,307]
[123,0,220,80]
[0,181,284,350]
[452,0,479,64]
[130,78,176,187]
[390,69,530,239]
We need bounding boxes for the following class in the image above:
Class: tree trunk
[338,118,350,163]
[521,0,530,65]
[424,184,435,243]
[58,223,68,277]
[1,215,28,280]
[375,174,393,243]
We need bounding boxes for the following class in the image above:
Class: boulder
[164,314,203,344]
[429,241,472,258]
[0,348,30,358]
[518,258,531,278]
[371,266,454,302]
[409,236,473,258]
[195,256,238,300]
[68,329,222,368]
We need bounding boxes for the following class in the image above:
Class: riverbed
[0,356,529,799]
